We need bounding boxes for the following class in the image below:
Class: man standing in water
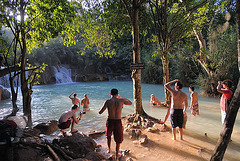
[164,79,188,140]
[81,94,90,111]
[69,92,81,108]
[99,89,132,160]
[189,86,199,116]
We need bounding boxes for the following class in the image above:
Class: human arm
[99,100,108,114]
[123,98,132,105]
[164,79,179,93]
[160,107,170,124]
[183,94,188,114]
[69,92,75,98]
[190,93,193,109]
[72,112,80,124]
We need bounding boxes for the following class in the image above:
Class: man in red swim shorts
[99,88,132,160]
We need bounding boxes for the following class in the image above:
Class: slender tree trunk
[194,29,217,94]
[210,1,240,160]
[20,0,32,126]
[9,77,19,116]
[161,51,170,101]
[131,0,144,114]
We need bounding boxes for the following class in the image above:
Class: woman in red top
[217,79,233,124]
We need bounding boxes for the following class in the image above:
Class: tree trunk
[20,0,32,126]
[9,76,19,116]
[210,1,240,160]
[0,65,21,77]
[161,51,170,101]
[194,29,217,94]
[131,0,144,114]
[210,80,240,160]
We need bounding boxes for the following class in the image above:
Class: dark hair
[189,86,194,91]
[74,94,77,97]
[176,81,183,89]
[111,88,118,95]
[222,79,233,88]
[71,104,78,110]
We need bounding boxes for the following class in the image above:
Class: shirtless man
[164,79,188,140]
[69,92,81,108]
[81,94,90,111]
[189,87,199,116]
[58,105,83,134]
[99,89,132,160]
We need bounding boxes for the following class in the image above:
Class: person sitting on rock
[58,105,83,135]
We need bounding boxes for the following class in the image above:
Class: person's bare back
[69,92,81,107]
[191,91,198,105]
[171,90,188,109]
[99,96,132,119]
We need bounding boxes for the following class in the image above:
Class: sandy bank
[96,118,240,161]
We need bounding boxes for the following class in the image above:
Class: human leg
[172,128,176,140]
[221,110,226,125]
[107,136,111,153]
[115,143,121,160]
[179,128,183,140]
[70,121,78,133]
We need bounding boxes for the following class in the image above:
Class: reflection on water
[0,81,240,159]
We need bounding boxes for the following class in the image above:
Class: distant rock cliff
[38,65,130,85]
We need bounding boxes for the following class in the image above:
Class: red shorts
[58,119,71,129]
[106,119,123,143]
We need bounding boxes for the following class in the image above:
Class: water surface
[1,81,240,159]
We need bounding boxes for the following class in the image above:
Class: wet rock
[124,123,132,132]
[88,131,105,139]
[139,134,148,145]
[126,157,134,161]
[128,129,141,140]
[85,151,106,161]
[146,120,154,128]
[21,136,44,145]
[53,132,97,159]
[34,120,58,135]
[132,122,140,128]
[1,87,11,100]
[127,114,135,122]
[147,127,159,133]
[153,123,171,132]
[133,114,141,123]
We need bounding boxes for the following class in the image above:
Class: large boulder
[33,120,58,135]
[1,86,10,100]
[53,132,98,159]
[38,66,56,84]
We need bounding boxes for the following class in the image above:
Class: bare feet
[114,153,122,160]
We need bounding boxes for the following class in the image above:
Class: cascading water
[0,71,21,88]
[53,65,73,84]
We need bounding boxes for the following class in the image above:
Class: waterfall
[53,65,73,84]
[0,72,21,88]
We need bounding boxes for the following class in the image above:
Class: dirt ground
[97,124,240,161]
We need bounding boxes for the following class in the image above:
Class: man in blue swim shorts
[164,79,188,140]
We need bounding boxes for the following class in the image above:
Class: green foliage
[27,0,80,50]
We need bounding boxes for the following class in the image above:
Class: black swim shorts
[170,108,184,128]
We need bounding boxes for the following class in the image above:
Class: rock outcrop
[1,86,11,100]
